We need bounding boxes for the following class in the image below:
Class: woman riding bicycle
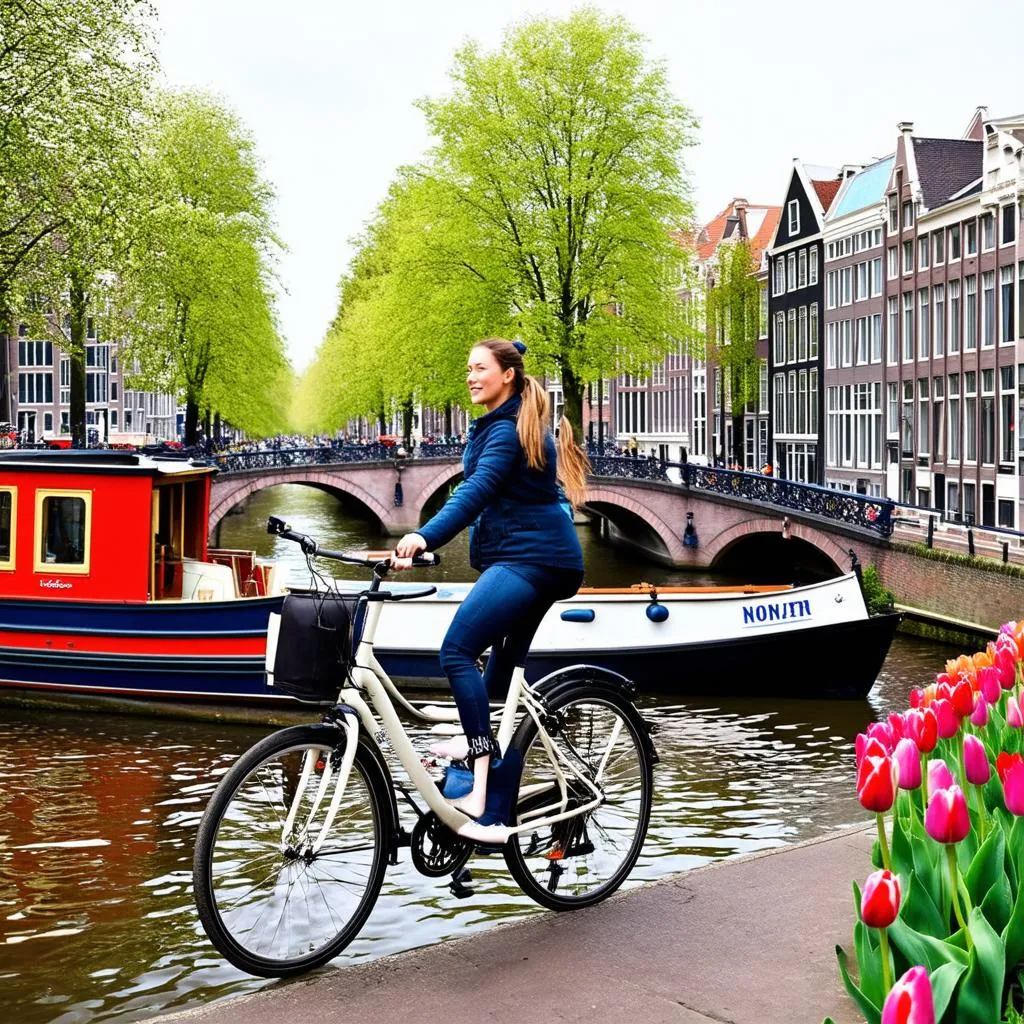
[391,337,589,843]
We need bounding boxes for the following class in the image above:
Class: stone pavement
[152,825,876,1024]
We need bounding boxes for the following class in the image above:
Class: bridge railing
[587,456,895,537]
[208,443,396,473]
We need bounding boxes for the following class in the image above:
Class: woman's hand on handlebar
[391,532,427,570]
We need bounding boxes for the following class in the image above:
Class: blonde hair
[474,338,591,507]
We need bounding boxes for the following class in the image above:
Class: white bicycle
[192,516,656,978]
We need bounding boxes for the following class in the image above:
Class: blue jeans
[438,563,583,754]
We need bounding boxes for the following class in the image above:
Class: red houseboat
[0,450,289,707]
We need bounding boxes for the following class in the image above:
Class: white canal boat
[310,572,900,700]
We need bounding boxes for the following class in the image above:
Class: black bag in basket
[270,590,359,703]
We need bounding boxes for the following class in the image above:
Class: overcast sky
[154,0,1024,371]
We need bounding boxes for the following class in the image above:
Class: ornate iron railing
[587,457,894,537]
[209,443,396,474]
[588,455,669,481]
[418,442,467,459]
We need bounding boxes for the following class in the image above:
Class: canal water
[0,486,960,1024]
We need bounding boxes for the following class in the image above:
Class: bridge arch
[582,484,686,563]
[208,471,392,534]
[413,462,465,521]
[700,516,853,574]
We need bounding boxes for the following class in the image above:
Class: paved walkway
[153,825,875,1024]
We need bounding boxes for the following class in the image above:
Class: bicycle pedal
[448,880,474,899]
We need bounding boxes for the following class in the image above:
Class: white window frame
[787,199,800,235]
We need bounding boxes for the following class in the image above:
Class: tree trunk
[401,397,413,447]
[69,276,88,448]
[184,395,200,446]
[443,401,452,437]
[560,362,584,440]
[377,406,386,436]
[203,407,211,446]
[213,410,221,445]
[732,411,745,468]
[0,293,11,425]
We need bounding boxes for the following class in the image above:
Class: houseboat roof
[0,450,213,476]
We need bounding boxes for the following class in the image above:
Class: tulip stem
[878,927,892,997]
[946,845,973,950]
[972,784,987,843]
[876,813,891,871]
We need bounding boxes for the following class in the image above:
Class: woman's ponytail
[555,416,591,508]
[516,375,548,472]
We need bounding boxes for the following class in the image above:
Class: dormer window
[787,199,800,235]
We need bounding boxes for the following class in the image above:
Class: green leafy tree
[411,8,699,433]
[0,0,156,424]
[119,90,289,444]
[705,239,762,467]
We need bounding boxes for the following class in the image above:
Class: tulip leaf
[900,869,946,941]
[852,919,885,1008]
[965,827,1005,908]
[930,960,968,1024]
[979,871,1013,936]
[1001,874,1024,976]
[890,811,911,874]
[888,914,970,972]
[954,908,1004,1024]
[834,944,881,1024]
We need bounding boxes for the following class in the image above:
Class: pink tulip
[926,759,954,797]
[910,687,925,708]
[861,868,901,928]
[977,666,1001,706]
[932,698,959,739]
[1009,697,1024,728]
[970,694,989,727]
[887,713,906,741]
[963,734,991,786]
[925,785,970,844]
[867,721,896,753]
[857,754,898,813]
[856,733,889,767]
[893,738,922,790]
[904,707,938,753]
[1002,755,1024,815]
[882,965,935,1024]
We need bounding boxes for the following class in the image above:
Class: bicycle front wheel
[192,724,389,977]
[504,686,653,911]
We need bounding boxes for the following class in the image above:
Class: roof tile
[912,138,983,211]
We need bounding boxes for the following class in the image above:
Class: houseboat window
[0,489,15,569]
[35,491,91,573]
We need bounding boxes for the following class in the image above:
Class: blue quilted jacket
[416,395,583,572]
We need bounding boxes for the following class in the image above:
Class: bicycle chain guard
[410,812,473,878]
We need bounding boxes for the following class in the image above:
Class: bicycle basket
[267,589,360,703]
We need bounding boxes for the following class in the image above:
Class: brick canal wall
[876,543,1024,632]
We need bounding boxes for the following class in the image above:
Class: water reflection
[0,486,961,1023]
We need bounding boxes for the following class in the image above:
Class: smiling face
[467,345,515,411]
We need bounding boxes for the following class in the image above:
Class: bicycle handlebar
[266,516,440,568]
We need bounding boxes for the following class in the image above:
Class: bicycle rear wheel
[192,724,389,977]
[504,686,653,911]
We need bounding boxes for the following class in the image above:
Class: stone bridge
[209,457,465,536]
[208,455,885,575]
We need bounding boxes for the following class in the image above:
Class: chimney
[897,121,914,136]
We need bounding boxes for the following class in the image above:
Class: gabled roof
[811,179,842,213]
[828,156,895,220]
[913,138,983,211]
[695,200,781,269]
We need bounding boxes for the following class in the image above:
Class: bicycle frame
[331,595,608,843]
